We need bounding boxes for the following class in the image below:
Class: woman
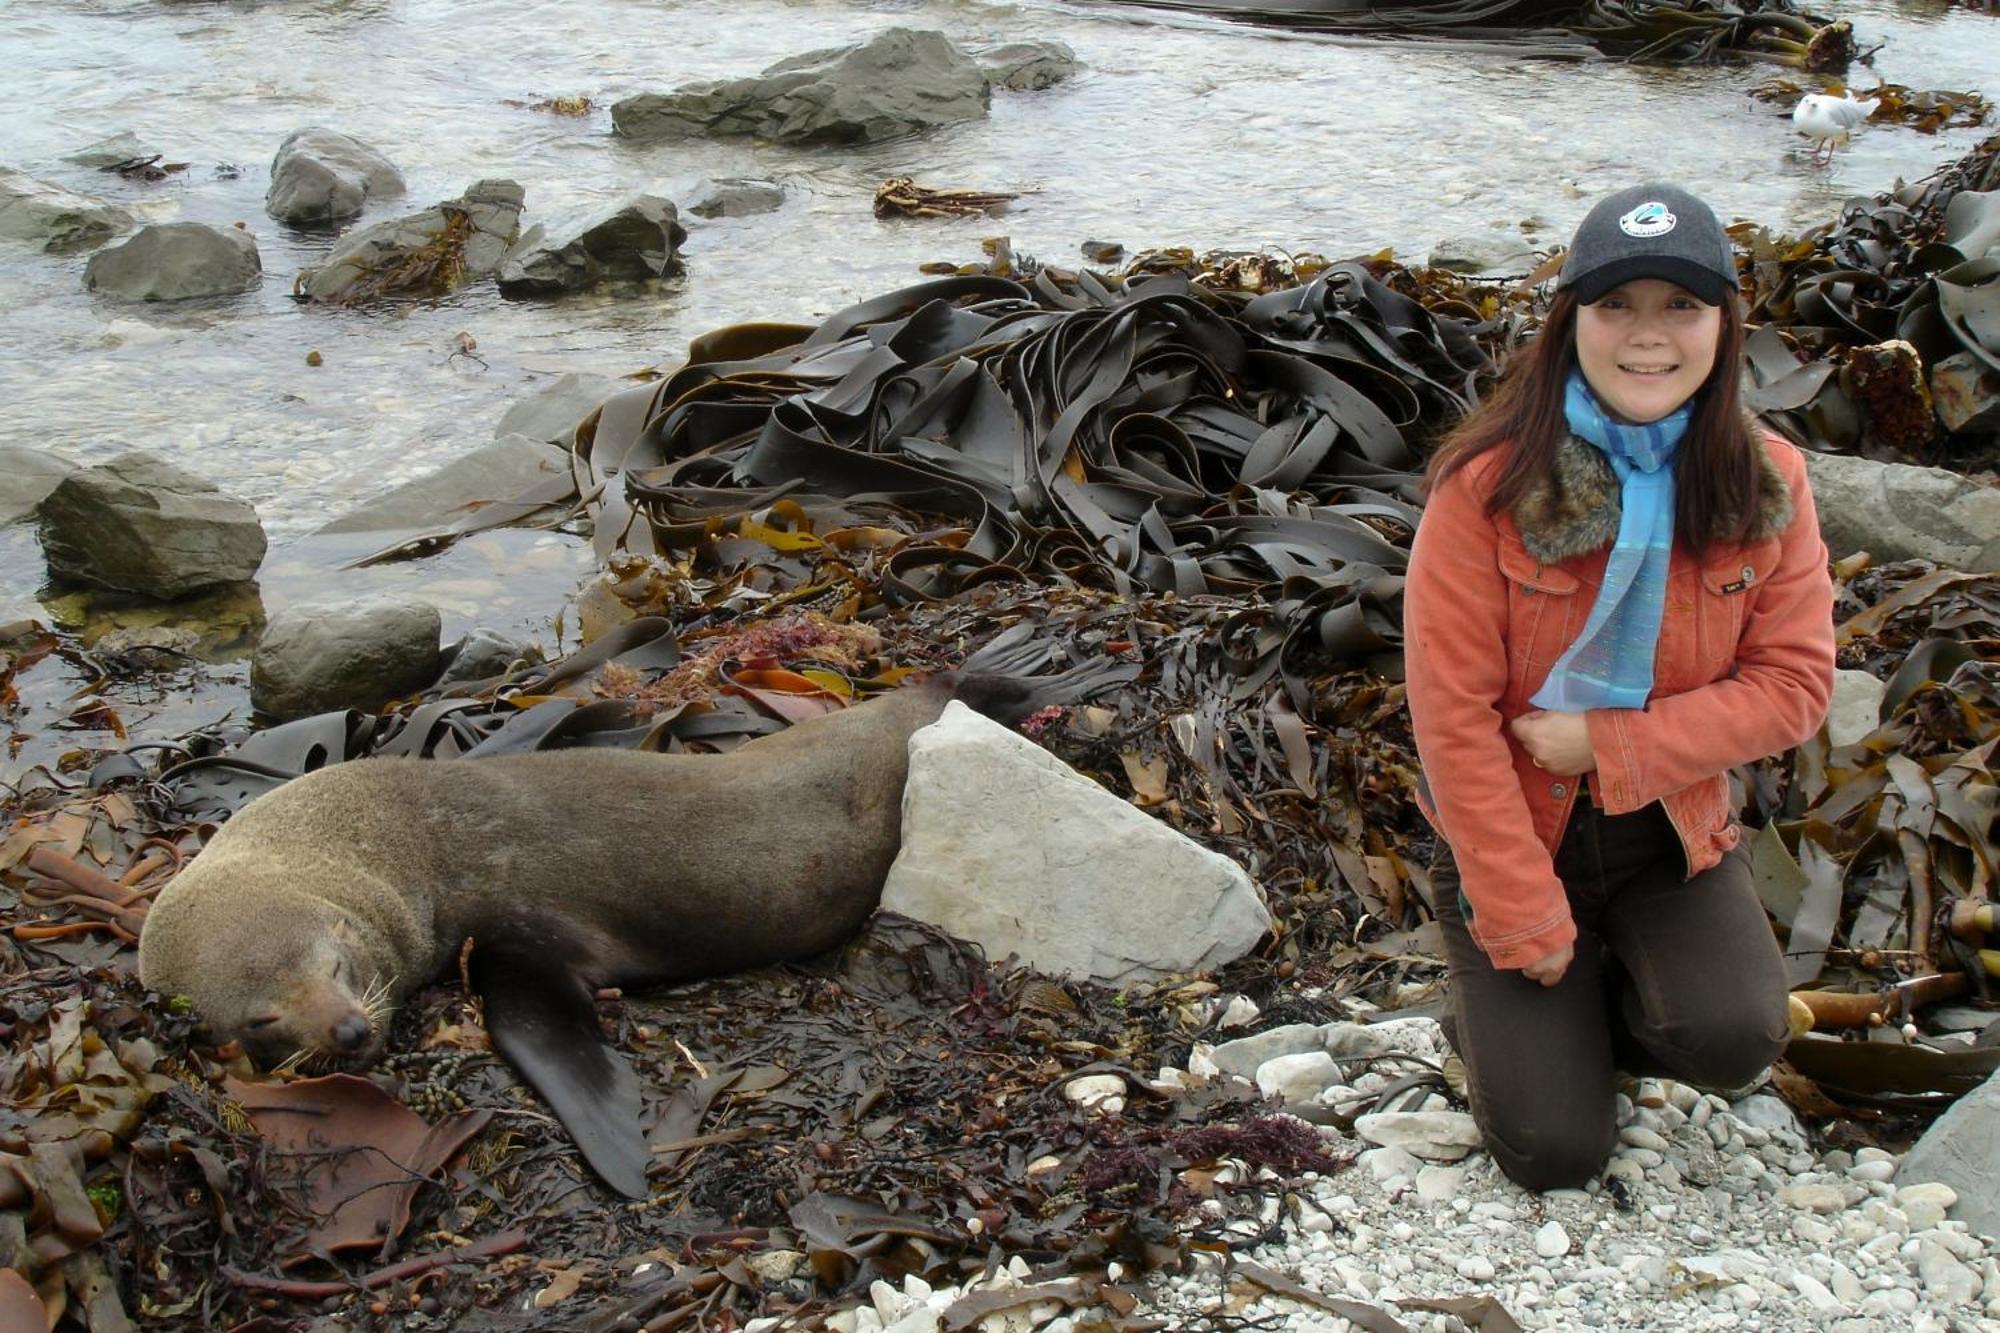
[1403,183,1835,1190]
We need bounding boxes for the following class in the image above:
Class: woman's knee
[1481,1113,1616,1192]
[1644,1003,1787,1090]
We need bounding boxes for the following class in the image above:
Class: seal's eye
[245,1016,281,1031]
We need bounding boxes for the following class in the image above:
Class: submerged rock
[0,167,134,253]
[265,127,406,225]
[64,132,152,169]
[0,447,78,527]
[495,372,618,445]
[977,40,1082,92]
[84,222,262,301]
[38,452,267,598]
[300,179,524,303]
[314,434,570,535]
[687,178,787,220]
[1804,449,2000,572]
[251,596,442,721]
[612,28,990,146]
[883,701,1271,982]
[496,195,686,295]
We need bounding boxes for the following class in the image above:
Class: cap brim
[1567,255,1732,306]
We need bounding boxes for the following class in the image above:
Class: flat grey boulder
[0,447,78,527]
[881,701,1271,982]
[65,133,151,169]
[1895,1068,2000,1239]
[688,178,787,220]
[251,596,442,721]
[314,434,570,534]
[977,41,1082,92]
[1805,449,2000,572]
[266,127,406,225]
[0,167,134,253]
[612,28,990,146]
[300,179,524,303]
[495,372,618,445]
[497,195,686,296]
[38,451,267,598]
[84,222,261,301]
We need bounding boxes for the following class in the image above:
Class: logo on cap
[1619,202,1677,238]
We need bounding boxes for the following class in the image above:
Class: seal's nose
[330,1014,371,1053]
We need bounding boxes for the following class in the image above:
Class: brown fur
[137,677,984,1071]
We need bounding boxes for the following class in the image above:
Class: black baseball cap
[1557,184,1736,306]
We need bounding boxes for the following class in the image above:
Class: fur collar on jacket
[1512,432,1795,565]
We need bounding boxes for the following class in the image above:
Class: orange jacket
[1404,431,1835,968]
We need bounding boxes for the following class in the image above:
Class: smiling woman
[1402,183,1836,1192]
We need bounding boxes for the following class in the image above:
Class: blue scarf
[1529,370,1692,712]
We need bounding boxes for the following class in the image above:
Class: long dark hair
[1425,289,1760,555]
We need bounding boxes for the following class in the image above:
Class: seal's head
[139,871,402,1071]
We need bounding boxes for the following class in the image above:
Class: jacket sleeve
[1405,464,1577,969]
[1587,443,1835,813]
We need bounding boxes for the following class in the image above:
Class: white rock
[1779,1182,1850,1214]
[1354,1110,1483,1162]
[1255,1052,1341,1106]
[1063,1074,1126,1116]
[1791,1271,1843,1311]
[1218,994,1261,1028]
[1415,1163,1468,1204]
[1457,1255,1495,1281]
[1535,1220,1571,1258]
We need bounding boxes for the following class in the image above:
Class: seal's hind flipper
[469,941,650,1199]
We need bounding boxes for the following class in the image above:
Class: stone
[1428,229,1541,276]
[1416,1163,1467,1204]
[612,28,990,146]
[65,132,150,168]
[1803,450,2000,573]
[1896,1070,2000,1239]
[1729,1092,1805,1141]
[497,196,686,295]
[314,434,569,534]
[1208,1025,1329,1079]
[1826,668,1886,747]
[0,447,78,527]
[38,452,267,598]
[688,178,787,220]
[1932,352,2000,435]
[1778,1182,1851,1215]
[881,702,1271,983]
[1916,1239,1982,1305]
[300,179,524,303]
[1062,1074,1125,1116]
[435,627,543,688]
[84,222,261,301]
[976,41,1082,92]
[1535,1220,1571,1258]
[0,168,134,253]
[495,372,618,445]
[250,597,442,721]
[1254,1052,1340,1106]
[1353,1110,1483,1162]
[265,127,406,225]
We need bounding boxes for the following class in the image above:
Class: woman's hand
[1509,710,1597,775]
[1520,942,1574,987]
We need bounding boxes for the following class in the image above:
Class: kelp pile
[1076,0,1856,69]
[7,121,2000,1333]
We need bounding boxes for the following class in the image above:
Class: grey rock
[65,132,151,169]
[1209,1024,1335,1079]
[612,27,990,146]
[251,597,442,721]
[1933,351,2000,435]
[314,434,570,535]
[977,40,1083,92]
[688,178,787,220]
[1895,1068,2000,1239]
[0,167,135,253]
[436,627,543,687]
[496,195,686,295]
[1428,230,1540,276]
[881,701,1271,983]
[84,222,261,301]
[38,452,267,598]
[495,372,618,445]
[265,127,406,225]
[0,447,78,527]
[300,179,524,303]
[1825,668,1886,747]
[1804,449,2000,573]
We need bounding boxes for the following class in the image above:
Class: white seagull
[1793,92,1881,163]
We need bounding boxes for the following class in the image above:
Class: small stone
[1535,1220,1570,1259]
[305,349,323,366]
[1619,1125,1670,1152]
[1063,1073,1126,1116]
[1457,1255,1495,1281]
[1779,1182,1850,1215]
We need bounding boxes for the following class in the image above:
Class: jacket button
[1740,565,1755,583]
[1551,782,1567,798]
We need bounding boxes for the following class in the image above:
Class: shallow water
[0,0,1994,631]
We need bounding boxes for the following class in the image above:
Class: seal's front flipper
[469,941,650,1199]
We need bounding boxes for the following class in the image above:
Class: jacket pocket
[1497,539,1584,681]
[1696,537,1782,675]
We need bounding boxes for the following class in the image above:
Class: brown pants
[1433,799,1789,1191]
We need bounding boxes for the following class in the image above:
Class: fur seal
[138,672,1051,1197]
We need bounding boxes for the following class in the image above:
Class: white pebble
[1535,1220,1571,1258]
